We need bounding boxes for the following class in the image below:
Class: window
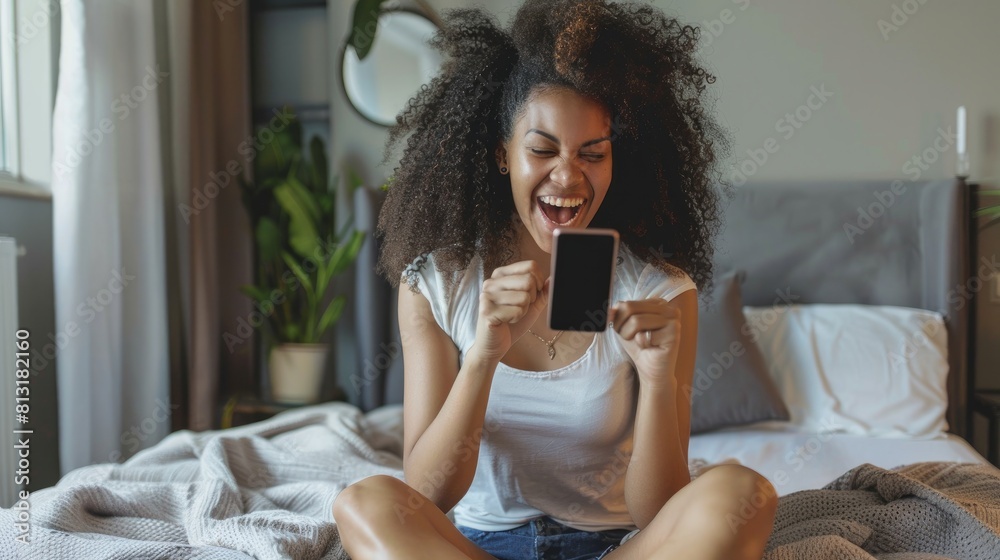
[0,0,21,177]
[0,0,58,188]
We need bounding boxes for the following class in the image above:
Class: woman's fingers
[616,314,668,342]
[481,301,534,327]
[490,260,544,292]
[612,300,681,343]
[487,290,533,307]
[482,274,539,300]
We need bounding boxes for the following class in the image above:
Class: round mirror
[341,10,443,127]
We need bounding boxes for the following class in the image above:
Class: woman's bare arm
[398,260,547,514]
[398,284,500,514]
[604,288,697,527]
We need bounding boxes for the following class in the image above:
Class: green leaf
[240,284,271,304]
[309,136,329,193]
[317,191,335,217]
[348,169,364,195]
[286,175,322,222]
[337,214,357,240]
[255,217,282,264]
[348,0,390,60]
[975,205,1000,218]
[282,251,315,302]
[275,181,321,258]
[979,213,1000,232]
[285,111,303,151]
[329,230,366,276]
[316,295,346,338]
[282,323,301,343]
[254,116,299,179]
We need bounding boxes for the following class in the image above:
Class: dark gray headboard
[712,179,970,436]
[353,179,972,435]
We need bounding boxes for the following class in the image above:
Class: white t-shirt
[406,243,697,532]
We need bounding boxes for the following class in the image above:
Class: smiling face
[497,86,613,256]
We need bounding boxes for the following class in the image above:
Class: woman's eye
[581,153,606,162]
[529,148,555,156]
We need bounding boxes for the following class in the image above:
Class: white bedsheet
[688,421,988,496]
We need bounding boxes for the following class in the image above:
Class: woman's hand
[609,298,682,391]
[471,260,550,363]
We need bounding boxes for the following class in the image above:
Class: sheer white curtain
[51,0,180,474]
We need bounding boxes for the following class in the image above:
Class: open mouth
[537,195,587,227]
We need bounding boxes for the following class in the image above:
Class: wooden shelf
[252,0,327,12]
[221,386,347,429]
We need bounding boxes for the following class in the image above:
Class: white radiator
[0,237,20,506]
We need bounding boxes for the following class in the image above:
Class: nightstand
[972,390,1000,466]
[221,386,347,429]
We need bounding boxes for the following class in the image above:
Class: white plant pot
[269,343,328,404]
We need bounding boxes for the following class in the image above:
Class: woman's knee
[689,466,776,514]
[698,465,778,527]
[333,474,411,523]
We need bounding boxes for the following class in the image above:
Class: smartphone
[548,228,620,332]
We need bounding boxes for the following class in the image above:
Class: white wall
[330,0,1000,184]
[326,1,1000,418]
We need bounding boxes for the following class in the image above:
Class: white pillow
[742,304,949,438]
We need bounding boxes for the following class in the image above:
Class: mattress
[688,421,989,496]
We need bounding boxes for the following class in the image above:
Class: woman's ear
[495,144,509,175]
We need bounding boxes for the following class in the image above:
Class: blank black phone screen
[550,232,616,331]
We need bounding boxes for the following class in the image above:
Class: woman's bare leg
[333,474,499,560]
[605,464,777,560]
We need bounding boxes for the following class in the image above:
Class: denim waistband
[506,516,629,537]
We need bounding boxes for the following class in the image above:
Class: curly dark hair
[376,0,732,299]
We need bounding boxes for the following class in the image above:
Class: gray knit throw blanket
[763,461,1000,560]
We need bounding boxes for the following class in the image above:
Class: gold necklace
[526,329,564,360]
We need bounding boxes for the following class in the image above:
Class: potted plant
[239,109,365,404]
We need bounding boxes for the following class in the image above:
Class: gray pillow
[687,270,789,433]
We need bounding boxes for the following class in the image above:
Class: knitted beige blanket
[0,402,407,560]
[764,462,1000,560]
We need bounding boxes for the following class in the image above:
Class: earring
[500,166,508,174]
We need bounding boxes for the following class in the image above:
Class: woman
[333,1,778,558]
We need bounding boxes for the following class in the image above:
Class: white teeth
[539,196,585,208]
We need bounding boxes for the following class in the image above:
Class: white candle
[957,106,966,155]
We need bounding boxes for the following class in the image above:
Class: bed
[3,178,999,560]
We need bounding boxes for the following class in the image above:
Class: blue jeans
[456,515,639,560]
